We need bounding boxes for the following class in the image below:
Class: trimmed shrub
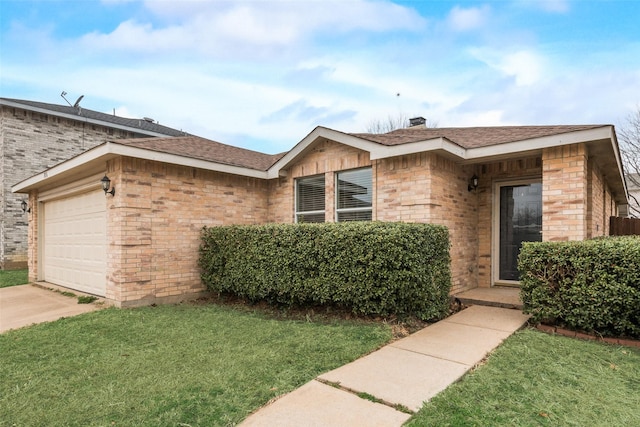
[199,222,451,321]
[519,236,640,338]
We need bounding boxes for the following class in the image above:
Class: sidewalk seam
[314,378,415,415]
[387,344,474,367]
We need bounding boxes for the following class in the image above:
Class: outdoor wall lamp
[101,175,115,196]
[468,174,479,192]
[21,199,30,213]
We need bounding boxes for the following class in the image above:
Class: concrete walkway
[0,284,103,333]
[241,305,530,426]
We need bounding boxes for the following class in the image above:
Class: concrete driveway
[0,284,104,333]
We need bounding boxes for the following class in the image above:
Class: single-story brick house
[12,121,629,307]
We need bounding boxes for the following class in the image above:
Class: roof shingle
[1,97,189,137]
[114,136,285,171]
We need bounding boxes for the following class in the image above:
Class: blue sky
[1,0,639,153]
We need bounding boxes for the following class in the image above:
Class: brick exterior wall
[587,157,616,237]
[542,144,588,241]
[106,157,268,307]
[1,105,139,269]
[376,152,478,294]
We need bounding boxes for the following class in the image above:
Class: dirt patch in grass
[189,292,467,339]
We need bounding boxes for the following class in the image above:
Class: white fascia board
[1,99,172,137]
[369,137,465,160]
[607,126,630,201]
[464,126,613,161]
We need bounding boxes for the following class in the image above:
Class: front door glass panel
[499,183,542,281]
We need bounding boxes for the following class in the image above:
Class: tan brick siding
[542,144,588,241]
[106,157,268,306]
[587,157,617,237]
[376,153,478,294]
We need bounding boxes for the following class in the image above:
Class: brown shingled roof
[351,125,607,149]
[114,136,285,171]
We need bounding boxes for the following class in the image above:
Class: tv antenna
[60,91,72,106]
[60,91,85,109]
[73,95,84,108]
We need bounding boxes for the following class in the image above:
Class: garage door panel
[44,190,107,296]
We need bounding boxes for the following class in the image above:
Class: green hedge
[519,236,640,338]
[199,222,451,321]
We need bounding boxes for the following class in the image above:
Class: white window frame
[295,174,325,223]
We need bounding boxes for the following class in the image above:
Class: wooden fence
[610,216,640,236]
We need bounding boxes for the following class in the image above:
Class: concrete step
[455,287,523,310]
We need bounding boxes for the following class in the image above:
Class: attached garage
[42,188,107,296]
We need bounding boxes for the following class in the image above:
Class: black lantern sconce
[468,174,479,192]
[21,199,31,213]
[101,175,115,196]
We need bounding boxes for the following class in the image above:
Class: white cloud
[80,1,426,59]
[529,0,570,13]
[470,48,546,86]
[447,5,490,32]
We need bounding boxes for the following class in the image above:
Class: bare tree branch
[365,113,438,133]
[618,106,640,217]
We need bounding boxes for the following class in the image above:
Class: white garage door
[43,190,107,296]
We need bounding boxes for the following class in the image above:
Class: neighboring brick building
[13,121,629,306]
[0,98,189,269]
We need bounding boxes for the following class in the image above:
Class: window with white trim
[336,168,372,222]
[295,174,325,223]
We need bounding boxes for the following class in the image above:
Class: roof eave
[0,98,177,138]
[12,141,269,193]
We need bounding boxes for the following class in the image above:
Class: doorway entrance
[493,180,542,285]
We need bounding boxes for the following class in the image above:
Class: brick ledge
[535,324,640,348]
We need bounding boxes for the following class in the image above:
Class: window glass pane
[337,211,372,222]
[296,175,325,212]
[337,168,372,209]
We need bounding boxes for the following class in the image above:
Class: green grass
[0,303,391,426]
[407,329,640,426]
[0,269,28,288]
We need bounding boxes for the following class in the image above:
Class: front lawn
[0,268,28,288]
[0,303,391,426]
[408,329,640,426]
